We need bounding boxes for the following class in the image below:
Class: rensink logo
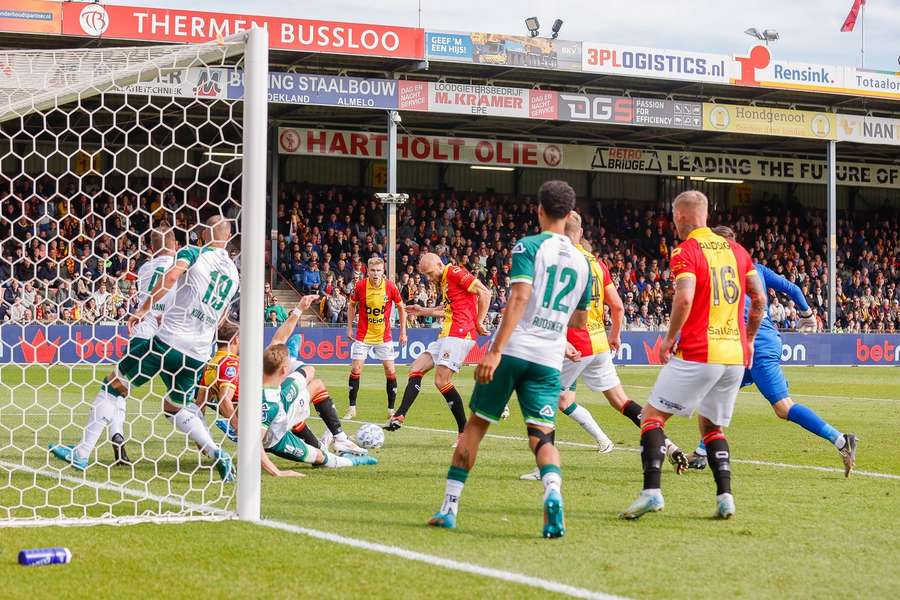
[856,338,899,363]
[79,4,109,37]
[733,45,771,86]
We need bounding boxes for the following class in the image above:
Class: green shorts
[470,355,561,428]
[266,432,311,463]
[114,337,206,406]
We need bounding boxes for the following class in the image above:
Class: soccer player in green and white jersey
[257,339,378,477]
[107,223,179,465]
[428,181,592,538]
[51,216,239,481]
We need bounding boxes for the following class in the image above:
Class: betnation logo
[856,339,900,363]
[79,4,109,37]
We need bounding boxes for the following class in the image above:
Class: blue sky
[110,0,899,70]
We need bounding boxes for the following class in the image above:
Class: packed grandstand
[2,179,897,334]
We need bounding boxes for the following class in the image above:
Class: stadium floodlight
[525,17,540,37]
[0,29,269,527]
[375,192,409,205]
[551,19,564,39]
[705,178,745,184]
[745,27,779,45]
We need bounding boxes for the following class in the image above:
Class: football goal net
[0,29,268,527]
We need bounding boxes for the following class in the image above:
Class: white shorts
[648,357,744,426]
[350,340,397,362]
[560,351,621,393]
[425,337,476,373]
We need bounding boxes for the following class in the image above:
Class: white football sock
[75,389,117,460]
[441,479,465,515]
[541,469,562,501]
[321,450,352,468]
[167,404,218,458]
[565,404,608,443]
[109,396,127,438]
[334,431,349,443]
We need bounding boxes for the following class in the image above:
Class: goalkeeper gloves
[798,309,816,333]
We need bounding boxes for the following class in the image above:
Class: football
[356,423,385,449]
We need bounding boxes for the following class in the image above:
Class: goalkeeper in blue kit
[687,226,857,476]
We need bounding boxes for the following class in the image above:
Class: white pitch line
[343,419,900,481]
[255,518,629,600]
[0,459,231,526]
[0,459,629,599]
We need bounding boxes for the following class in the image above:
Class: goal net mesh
[0,36,252,526]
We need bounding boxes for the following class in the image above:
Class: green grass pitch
[1,364,898,599]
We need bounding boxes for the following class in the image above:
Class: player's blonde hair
[367,256,385,268]
[673,190,709,213]
[263,344,289,376]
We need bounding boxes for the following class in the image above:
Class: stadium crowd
[1,180,898,334]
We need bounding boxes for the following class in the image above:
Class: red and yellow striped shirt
[353,279,402,344]
[439,265,478,339]
[670,227,755,365]
[567,244,612,357]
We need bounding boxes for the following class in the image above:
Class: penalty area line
[338,419,900,482]
[254,517,629,600]
[0,460,629,598]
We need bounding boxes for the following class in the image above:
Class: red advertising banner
[278,127,565,169]
[61,3,424,59]
[0,0,61,35]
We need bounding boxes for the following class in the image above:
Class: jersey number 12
[541,265,577,312]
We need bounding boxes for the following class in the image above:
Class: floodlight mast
[376,192,409,283]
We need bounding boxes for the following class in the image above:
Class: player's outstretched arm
[758,263,815,331]
[604,283,625,351]
[346,299,357,339]
[745,271,766,343]
[661,277,696,363]
[469,279,492,335]
[270,295,318,346]
[260,430,302,478]
[397,302,408,344]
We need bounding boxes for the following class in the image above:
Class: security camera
[390,111,402,124]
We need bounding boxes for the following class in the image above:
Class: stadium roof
[3,32,899,165]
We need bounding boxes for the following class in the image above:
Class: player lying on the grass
[685,226,857,476]
[428,181,592,538]
[385,252,491,447]
[208,314,368,457]
[256,343,378,477]
[620,191,766,521]
[344,257,407,420]
[50,216,239,482]
[520,216,687,479]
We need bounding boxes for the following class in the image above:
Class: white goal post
[0,28,268,527]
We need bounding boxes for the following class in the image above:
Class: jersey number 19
[202,271,235,310]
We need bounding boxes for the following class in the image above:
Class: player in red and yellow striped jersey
[345,257,407,419]
[520,214,685,480]
[385,253,491,444]
[194,320,241,420]
[621,191,766,521]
